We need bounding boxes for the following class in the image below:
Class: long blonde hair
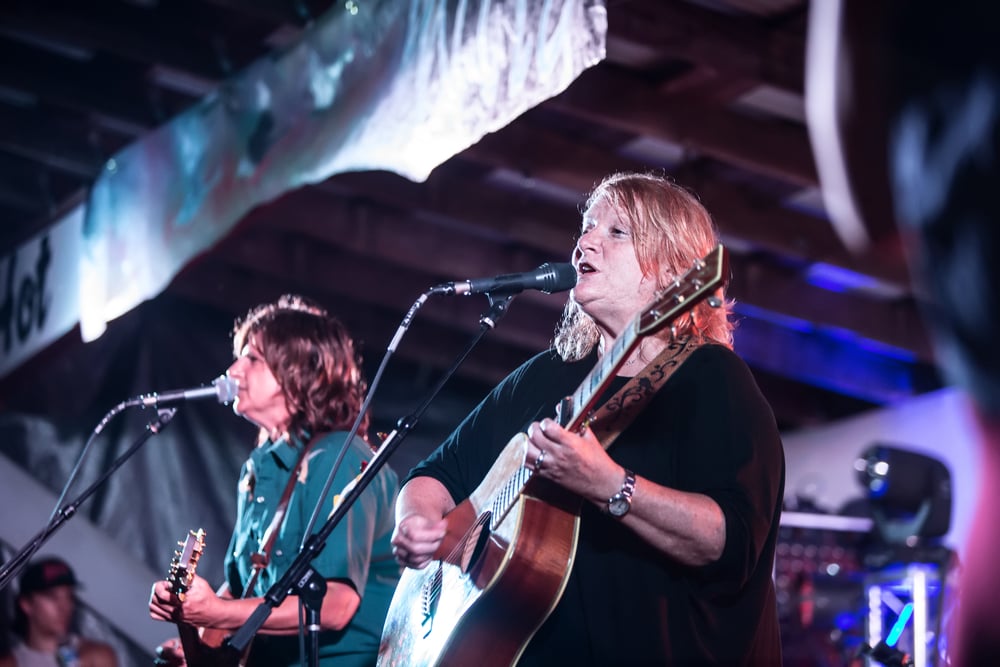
[554,172,734,361]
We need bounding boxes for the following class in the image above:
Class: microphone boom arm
[0,408,178,591]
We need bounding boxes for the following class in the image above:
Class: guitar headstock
[636,244,729,336]
[167,528,206,601]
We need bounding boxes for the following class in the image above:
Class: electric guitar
[377,244,729,667]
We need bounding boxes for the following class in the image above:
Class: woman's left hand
[149,574,219,627]
[525,418,623,503]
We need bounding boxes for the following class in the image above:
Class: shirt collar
[257,434,306,470]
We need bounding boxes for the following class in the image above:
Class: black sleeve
[405,349,593,503]
[665,346,785,593]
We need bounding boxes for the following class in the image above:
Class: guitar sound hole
[471,520,491,570]
[460,512,493,576]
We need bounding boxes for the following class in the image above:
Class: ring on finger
[534,449,546,470]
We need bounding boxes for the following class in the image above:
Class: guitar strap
[585,335,701,451]
[246,437,315,592]
[194,439,315,666]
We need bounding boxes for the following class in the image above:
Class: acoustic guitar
[165,529,248,667]
[377,245,729,667]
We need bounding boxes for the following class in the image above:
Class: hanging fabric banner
[78,0,607,341]
[0,206,83,379]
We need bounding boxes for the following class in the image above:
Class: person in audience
[0,556,118,667]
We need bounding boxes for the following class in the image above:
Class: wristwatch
[607,468,636,518]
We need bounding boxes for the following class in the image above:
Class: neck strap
[586,336,701,449]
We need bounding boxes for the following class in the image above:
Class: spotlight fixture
[854,444,952,544]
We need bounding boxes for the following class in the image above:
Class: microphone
[128,375,238,408]
[431,262,577,296]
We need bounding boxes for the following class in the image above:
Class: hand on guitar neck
[149,574,246,667]
[149,573,227,627]
[150,529,248,667]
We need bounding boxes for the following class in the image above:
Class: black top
[407,344,785,665]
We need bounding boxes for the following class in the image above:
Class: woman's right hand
[391,513,448,570]
[152,638,185,666]
[391,476,454,569]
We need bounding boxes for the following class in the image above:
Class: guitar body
[378,434,581,667]
[174,625,240,667]
[178,627,245,667]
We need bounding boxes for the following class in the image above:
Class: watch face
[608,495,631,517]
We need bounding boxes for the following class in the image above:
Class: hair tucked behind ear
[232,295,370,444]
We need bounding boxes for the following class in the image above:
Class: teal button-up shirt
[225,431,400,667]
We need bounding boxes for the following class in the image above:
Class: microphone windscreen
[213,375,239,404]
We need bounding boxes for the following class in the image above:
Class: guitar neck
[474,325,641,530]
[558,323,639,430]
[557,243,727,431]
[176,622,205,664]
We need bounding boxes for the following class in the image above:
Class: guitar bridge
[420,562,444,638]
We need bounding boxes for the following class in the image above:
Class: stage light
[854,444,952,545]
[855,445,958,667]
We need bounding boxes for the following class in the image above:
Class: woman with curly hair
[149,295,399,667]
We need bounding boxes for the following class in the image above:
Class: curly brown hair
[232,295,369,443]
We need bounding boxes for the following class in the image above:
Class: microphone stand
[0,407,177,590]
[226,292,518,666]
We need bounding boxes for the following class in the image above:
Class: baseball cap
[18,557,80,596]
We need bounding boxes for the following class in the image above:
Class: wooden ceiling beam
[463,111,841,271]
[0,105,105,178]
[735,315,940,405]
[4,0,266,81]
[318,167,580,257]
[168,259,545,388]
[247,186,572,301]
[682,170,913,288]
[0,39,159,131]
[546,63,817,187]
[608,0,805,93]
[215,223,566,349]
[459,111,914,293]
[727,259,933,362]
[236,178,931,362]
[198,0,337,27]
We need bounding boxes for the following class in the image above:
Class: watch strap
[608,468,636,516]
